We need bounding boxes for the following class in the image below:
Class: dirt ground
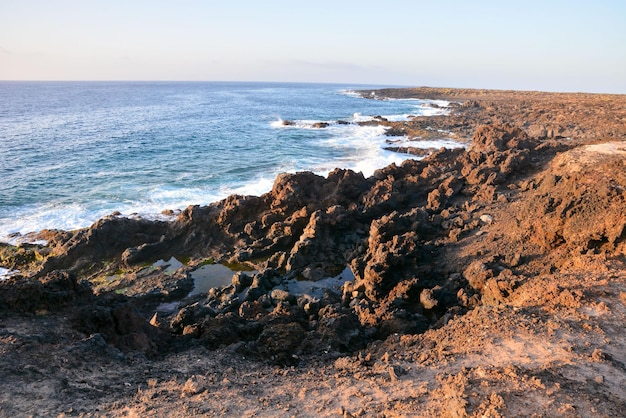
[1,88,625,417]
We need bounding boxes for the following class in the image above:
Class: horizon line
[0,80,623,95]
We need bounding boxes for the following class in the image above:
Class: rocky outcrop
[7,88,623,367]
[38,216,173,276]
[22,122,556,359]
[350,208,433,301]
[461,124,536,186]
[0,270,92,313]
[73,301,172,359]
[383,146,434,156]
[515,143,626,255]
[3,87,626,417]
[359,87,626,143]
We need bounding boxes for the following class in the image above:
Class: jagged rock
[27,118,600,363]
[73,302,171,358]
[463,261,494,292]
[315,305,366,352]
[270,289,295,305]
[254,322,307,365]
[420,287,439,310]
[66,333,125,361]
[284,206,356,275]
[469,124,535,154]
[351,208,433,302]
[40,216,171,274]
[384,146,433,156]
[199,316,263,349]
[376,314,429,339]
[0,270,92,313]
[242,284,267,302]
[232,272,253,290]
[301,298,320,316]
[482,277,521,306]
[385,126,406,136]
[238,300,266,320]
[461,124,537,189]
[170,306,197,334]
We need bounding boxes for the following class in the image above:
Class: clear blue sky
[1,0,625,93]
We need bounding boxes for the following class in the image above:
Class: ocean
[0,81,461,244]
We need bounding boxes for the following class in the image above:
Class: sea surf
[0,81,462,243]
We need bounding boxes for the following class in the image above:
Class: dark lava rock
[254,322,307,365]
[198,315,263,349]
[73,302,171,359]
[0,271,92,313]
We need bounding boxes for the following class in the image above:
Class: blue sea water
[0,81,460,243]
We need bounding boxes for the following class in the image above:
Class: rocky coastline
[1,87,626,416]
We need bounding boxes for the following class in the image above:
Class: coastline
[0,83,463,244]
[1,86,626,416]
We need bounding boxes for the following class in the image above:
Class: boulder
[0,270,92,313]
[254,322,307,365]
[461,124,537,189]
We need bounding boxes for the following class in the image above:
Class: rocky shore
[1,87,626,416]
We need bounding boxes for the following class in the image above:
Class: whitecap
[406,139,467,149]
[350,112,374,123]
[220,175,277,197]
[270,117,287,128]
[379,114,413,122]
[147,185,220,209]
[338,90,363,99]
[271,118,338,130]
[310,124,412,177]
[0,202,100,244]
[0,267,18,281]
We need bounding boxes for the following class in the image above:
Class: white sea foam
[1,129,463,246]
[223,176,276,197]
[405,139,466,149]
[147,186,222,210]
[0,179,282,244]
[0,203,101,244]
[310,124,410,177]
[0,267,18,281]
[0,190,216,244]
[270,118,287,128]
[271,118,338,130]
[346,92,454,117]
[338,89,363,99]
[419,106,450,116]
[350,112,373,122]
[399,99,452,117]
[379,114,413,122]
[269,110,467,179]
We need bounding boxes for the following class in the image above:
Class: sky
[1,0,625,93]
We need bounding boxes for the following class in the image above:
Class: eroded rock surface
[14,117,620,363]
[1,87,626,416]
